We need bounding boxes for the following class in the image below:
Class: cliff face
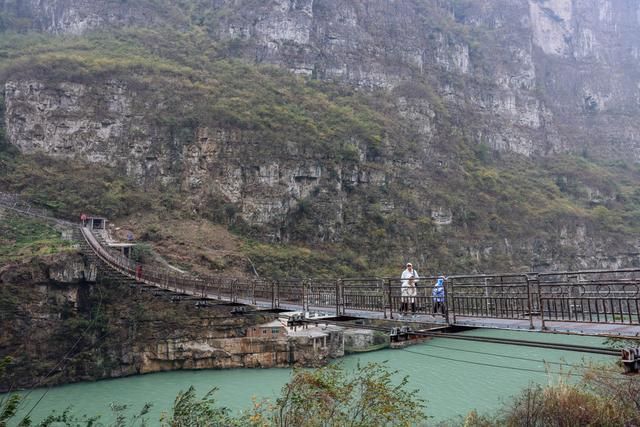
[172,0,640,159]
[6,0,640,159]
[4,77,391,242]
[0,252,291,391]
[3,0,640,272]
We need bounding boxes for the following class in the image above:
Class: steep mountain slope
[1,0,640,276]
[5,0,640,159]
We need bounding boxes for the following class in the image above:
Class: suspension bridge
[79,219,640,337]
[2,193,640,337]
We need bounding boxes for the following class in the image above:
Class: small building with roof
[247,319,287,338]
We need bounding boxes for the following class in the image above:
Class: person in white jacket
[400,263,419,316]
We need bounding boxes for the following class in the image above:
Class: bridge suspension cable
[308,319,619,355]
[399,347,598,378]
[421,342,598,370]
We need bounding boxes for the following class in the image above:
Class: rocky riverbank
[0,252,342,391]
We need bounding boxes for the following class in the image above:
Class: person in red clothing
[80,213,87,226]
[135,265,143,282]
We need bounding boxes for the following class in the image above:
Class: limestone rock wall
[208,0,640,159]
[0,253,293,391]
[4,0,640,159]
[3,0,640,271]
[4,78,371,241]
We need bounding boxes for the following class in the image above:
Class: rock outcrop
[5,0,640,159]
[3,0,640,272]
[0,253,294,391]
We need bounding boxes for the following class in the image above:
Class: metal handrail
[79,223,640,327]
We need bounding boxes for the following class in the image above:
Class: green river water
[4,329,617,425]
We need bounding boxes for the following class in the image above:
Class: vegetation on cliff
[0,29,390,159]
[0,212,72,263]
[0,18,640,277]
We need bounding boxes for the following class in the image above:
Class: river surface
[5,329,616,425]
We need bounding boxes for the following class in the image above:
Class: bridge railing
[341,278,385,315]
[538,269,640,327]
[446,274,533,327]
[308,279,340,314]
[81,226,211,296]
[81,226,136,275]
[381,276,443,319]
[81,224,640,326]
[275,279,306,309]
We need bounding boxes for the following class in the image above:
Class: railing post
[484,277,489,317]
[232,279,237,303]
[386,279,393,319]
[302,279,307,314]
[335,279,341,316]
[526,274,534,330]
[449,278,456,325]
[380,278,387,319]
[442,283,456,325]
[252,280,256,305]
[539,281,546,330]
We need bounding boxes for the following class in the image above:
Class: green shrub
[0,213,72,263]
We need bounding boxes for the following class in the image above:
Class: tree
[160,363,426,427]
[160,386,242,427]
[0,357,29,427]
[250,362,427,427]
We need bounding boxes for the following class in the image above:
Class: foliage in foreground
[460,364,640,427]
[5,358,640,427]
[161,362,426,427]
[253,362,426,427]
[0,357,25,427]
[160,386,241,427]
[1,362,425,427]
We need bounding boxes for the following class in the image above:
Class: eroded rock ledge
[0,252,341,391]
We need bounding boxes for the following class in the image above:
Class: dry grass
[460,364,640,427]
[111,214,252,278]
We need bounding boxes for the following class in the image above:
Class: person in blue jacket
[432,276,446,315]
